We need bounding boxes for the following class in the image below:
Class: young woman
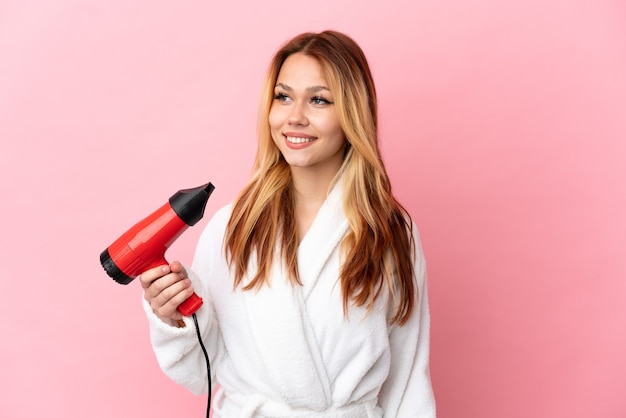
[139,30,436,417]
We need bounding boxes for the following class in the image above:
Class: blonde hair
[225,30,416,325]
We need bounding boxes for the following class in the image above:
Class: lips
[283,133,317,149]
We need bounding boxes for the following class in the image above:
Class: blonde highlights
[224,31,417,325]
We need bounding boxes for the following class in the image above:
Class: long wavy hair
[224,30,417,325]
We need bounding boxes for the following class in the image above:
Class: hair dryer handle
[178,292,203,316]
[147,259,204,316]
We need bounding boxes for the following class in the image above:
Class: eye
[311,96,333,106]
[274,92,291,103]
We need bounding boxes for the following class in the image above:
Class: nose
[287,101,308,126]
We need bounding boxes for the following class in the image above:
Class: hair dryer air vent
[100,249,133,284]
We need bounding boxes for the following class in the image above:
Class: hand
[139,261,194,325]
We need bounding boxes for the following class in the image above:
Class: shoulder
[396,208,426,285]
[195,203,233,250]
[192,203,234,271]
[407,217,427,290]
[209,203,234,229]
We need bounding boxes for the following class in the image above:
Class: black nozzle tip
[169,181,215,226]
[100,248,134,285]
[204,182,215,195]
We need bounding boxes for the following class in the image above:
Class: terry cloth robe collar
[242,177,348,411]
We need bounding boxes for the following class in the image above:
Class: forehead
[276,53,328,87]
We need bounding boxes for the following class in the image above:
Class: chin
[285,160,313,168]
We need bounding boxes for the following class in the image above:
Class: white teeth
[286,136,315,144]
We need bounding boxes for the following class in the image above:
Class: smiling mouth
[285,135,317,144]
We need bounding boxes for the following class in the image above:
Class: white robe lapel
[242,179,348,410]
[297,178,349,300]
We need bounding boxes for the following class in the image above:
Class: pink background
[1,1,625,417]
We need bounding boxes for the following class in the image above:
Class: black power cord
[192,313,212,417]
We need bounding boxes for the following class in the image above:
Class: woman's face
[269,53,346,176]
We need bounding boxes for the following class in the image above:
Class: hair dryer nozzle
[169,182,215,226]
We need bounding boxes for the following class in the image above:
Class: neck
[290,165,339,206]
[290,165,341,242]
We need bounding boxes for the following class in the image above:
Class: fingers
[169,260,185,274]
[138,262,193,321]
[139,265,171,289]
[150,278,194,320]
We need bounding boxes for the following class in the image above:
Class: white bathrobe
[143,180,436,417]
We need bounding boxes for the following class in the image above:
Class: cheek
[318,115,343,140]
[268,106,282,131]
[268,115,282,147]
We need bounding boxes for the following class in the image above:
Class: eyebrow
[275,83,330,93]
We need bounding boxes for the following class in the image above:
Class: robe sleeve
[142,207,229,395]
[378,225,436,417]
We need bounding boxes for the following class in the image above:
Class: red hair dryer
[99,182,215,316]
